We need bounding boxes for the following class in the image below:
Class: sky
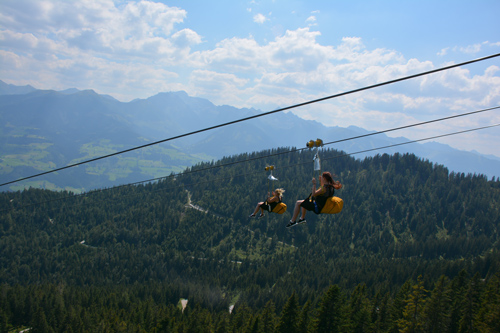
[1,0,500,157]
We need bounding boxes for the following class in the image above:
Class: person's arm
[267,195,279,203]
[311,178,326,197]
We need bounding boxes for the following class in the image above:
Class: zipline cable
[2,105,497,211]
[174,124,500,188]
[3,123,499,214]
[323,123,500,164]
[323,106,500,147]
[1,52,499,188]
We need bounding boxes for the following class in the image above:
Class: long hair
[323,171,343,189]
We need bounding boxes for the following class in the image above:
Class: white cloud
[171,29,202,48]
[188,69,249,104]
[0,50,23,69]
[437,48,448,56]
[306,15,316,25]
[460,43,482,54]
[0,30,38,49]
[121,1,186,37]
[0,0,193,58]
[253,13,267,24]
[438,41,500,57]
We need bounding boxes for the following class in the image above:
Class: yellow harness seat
[272,202,287,214]
[320,197,343,214]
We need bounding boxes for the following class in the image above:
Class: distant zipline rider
[287,139,343,228]
[249,165,287,218]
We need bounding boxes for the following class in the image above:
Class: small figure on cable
[286,171,342,228]
[249,188,286,219]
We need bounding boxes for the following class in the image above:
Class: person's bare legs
[251,202,264,216]
[291,200,304,222]
[300,207,307,220]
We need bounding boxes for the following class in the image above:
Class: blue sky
[174,0,499,62]
[1,0,499,157]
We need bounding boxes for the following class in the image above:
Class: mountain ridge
[1,80,499,192]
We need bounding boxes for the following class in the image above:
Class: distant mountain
[1,80,499,192]
[0,86,207,192]
[186,111,500,179]
[0,80,36,95]
[120,91,251,146]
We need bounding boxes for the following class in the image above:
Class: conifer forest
[1,148,499,332]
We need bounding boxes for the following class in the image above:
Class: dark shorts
[260,203,271,211]
[300,199,320,214]
[260,202,277,212]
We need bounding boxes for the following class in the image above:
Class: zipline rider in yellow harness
[249,188,286,219]
[287,171,342,228]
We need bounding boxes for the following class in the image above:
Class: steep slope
[1,148,499,303]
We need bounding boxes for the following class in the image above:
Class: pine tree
[31,307,51,333]
[230,302,252,332]
[297,301,311,333]
[458,273,482,333]
[475,273,500,333]
[0,309,8,333]
[448,269,469,333]
[348,283,371,332]
[313,285,345,333]
[389,280,412,333]
[277,292,299,333]
[371,291,390,332]
[398,275,427,333]
[248,315,259,333]
[214,313,230,333]
[424,275,451,333]
[260,300,277,333]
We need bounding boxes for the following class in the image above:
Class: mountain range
[1,79,499,192]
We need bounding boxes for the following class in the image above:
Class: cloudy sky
[1,0,500,157]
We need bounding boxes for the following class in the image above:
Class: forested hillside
[1,148,499,332]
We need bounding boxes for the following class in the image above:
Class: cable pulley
[266,165,278,181]
[306,138,324,149]
[306,139,323,172]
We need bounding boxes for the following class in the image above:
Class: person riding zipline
[286,171,342,227]
[249,188,285,219]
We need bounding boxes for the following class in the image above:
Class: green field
[0,137,210,192]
